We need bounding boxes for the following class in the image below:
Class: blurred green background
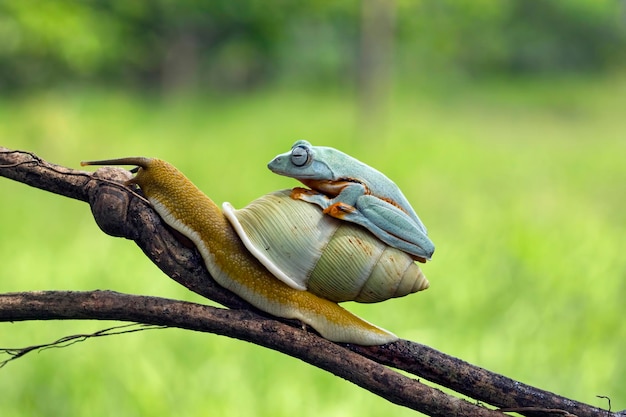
[1,1,625,416]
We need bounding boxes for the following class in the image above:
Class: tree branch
[0,290,504,417]
[0,147,618,417]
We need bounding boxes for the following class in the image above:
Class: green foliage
[1,76,625,415]
[1,0,625,91]
[398,0,626,76]
[0,0,298,90]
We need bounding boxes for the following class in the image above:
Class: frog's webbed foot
[323,202,356,217]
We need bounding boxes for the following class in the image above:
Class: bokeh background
[1,1,625,416]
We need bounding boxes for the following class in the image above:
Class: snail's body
[82,157,415,345]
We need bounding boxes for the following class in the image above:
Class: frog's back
[321,147,425,227]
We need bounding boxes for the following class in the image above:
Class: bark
[0,147,620,417]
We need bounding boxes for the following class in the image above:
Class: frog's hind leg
[291,187,434,261]
[351,195,435,261]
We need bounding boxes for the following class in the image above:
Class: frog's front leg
[291,181,365,213]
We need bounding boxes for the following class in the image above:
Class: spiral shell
[222,189,429,303]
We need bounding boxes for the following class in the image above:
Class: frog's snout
[267,156,283,173]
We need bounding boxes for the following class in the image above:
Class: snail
[81,157,430,345]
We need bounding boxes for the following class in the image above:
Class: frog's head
[268,140,333,180]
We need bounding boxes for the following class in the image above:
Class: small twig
[0,160,37,169]
[596,396,611,417]
[0,148,150,205]
[0,323,166,368]
[498,407,576,416]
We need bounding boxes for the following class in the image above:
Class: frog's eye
[291,144,310,167]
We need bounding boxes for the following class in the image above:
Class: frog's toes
[290,187,318,199]
[323,202,356,218]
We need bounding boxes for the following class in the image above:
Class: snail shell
[223,189,429,303]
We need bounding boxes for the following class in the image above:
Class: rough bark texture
[0,147,620,417]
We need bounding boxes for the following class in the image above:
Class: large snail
[82,152,431,345]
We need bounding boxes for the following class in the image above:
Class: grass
[1,75,625,416]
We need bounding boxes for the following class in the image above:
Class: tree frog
[268,140,435,262]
